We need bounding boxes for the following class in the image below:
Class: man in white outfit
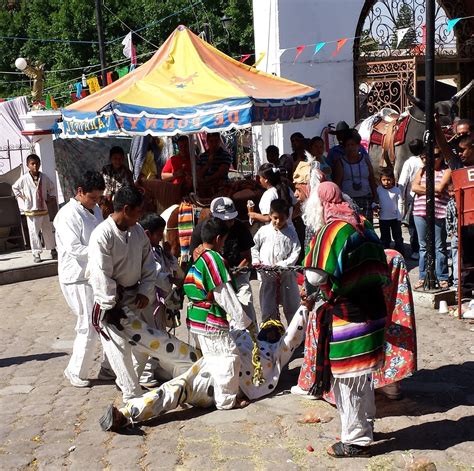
[87,185,198,402]
[54,171,114,387]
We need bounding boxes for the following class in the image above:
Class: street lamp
[220,15,233,54]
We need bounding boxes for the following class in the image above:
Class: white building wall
[253,0,365,161]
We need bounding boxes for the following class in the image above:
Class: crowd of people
[9,114,473,458]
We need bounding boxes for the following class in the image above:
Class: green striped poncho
[184,249,231,335]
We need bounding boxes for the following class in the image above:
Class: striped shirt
[413,169,449,219]
[197,148,232,180]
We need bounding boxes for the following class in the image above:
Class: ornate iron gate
[355,58,416,122]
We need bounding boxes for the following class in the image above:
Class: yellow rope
[249,319,285,387]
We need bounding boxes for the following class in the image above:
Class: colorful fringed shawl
[184,249,230,335]
[304,220,389,394]
[177,202,194,262]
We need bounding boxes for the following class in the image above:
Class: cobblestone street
[1,276,473,470]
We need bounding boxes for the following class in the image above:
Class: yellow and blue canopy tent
[61,25,321,138]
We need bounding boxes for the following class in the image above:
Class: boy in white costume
[252,199,301,323]
[99,305,310,431]
[54,171,113,387]
[87,186,199,402]
[135,213,182,388]
[12,154,57,263]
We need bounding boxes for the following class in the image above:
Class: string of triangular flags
[237,14,473,64]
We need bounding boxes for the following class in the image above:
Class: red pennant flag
[240,54,251,63]
[294,45,306,63]
[332,38,348,57]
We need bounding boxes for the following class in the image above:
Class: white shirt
[87,216,156,310]
[12,172,56,214]
[398,156,423,199]
[53,198,103,284]
[258,187,297,222]
[377,186,403,221]
[251,223,300,267]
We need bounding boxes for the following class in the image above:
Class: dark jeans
[409,212,419,253]
[414,216,448,281]
[379,219,404,255]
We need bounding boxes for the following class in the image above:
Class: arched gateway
[353,0,474,122]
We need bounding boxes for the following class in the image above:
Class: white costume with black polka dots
[118,306,309,423]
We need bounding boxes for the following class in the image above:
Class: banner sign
[61,92,321,138]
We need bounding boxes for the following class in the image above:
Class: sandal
[327,441,371,458]
[413,279,424,290]
[439,280,449,289]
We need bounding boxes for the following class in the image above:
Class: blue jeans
[414,216,449,281]
[451,234,458,287]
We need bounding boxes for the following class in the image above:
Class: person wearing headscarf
[299,181,389,458]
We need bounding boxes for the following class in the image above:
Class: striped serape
[177,202,194,262]
[184,249,230,335]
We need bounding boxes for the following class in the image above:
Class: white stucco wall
[252,0,365,161]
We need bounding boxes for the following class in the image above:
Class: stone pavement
[0,276,474,470]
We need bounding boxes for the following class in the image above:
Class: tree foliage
[0,0,254,104]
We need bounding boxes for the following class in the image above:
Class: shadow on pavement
[376,362,474,418]
[371,415,474,454]
[0,351,67,367]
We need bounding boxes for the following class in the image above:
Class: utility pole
[424,0,437,289]
[95,0,107,87]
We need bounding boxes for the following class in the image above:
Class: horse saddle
[370,114,411,167]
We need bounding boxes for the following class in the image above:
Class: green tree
[391,3,417,50]
[0,0,254,105]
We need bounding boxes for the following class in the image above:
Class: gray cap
[210,197,238,220]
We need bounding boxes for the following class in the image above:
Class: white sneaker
[64,368,90,388]
[463,310,474,319]
[290,385,318,400]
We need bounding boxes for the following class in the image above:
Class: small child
[446,184,458,287]
[376,168,404,255]
[184,218,251,410]
[140,213,181,331]
[137,213,181,388]
[12,154,57,263]
[251,199,301,323]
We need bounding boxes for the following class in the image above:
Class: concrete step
[0,250,57,285]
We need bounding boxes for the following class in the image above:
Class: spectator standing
[333,130,378,223]
[377,168,404,255]
[412,148,451,289]
[398,139,424,260]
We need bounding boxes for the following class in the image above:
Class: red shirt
[161,154,192,184]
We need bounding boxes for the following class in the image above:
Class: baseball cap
[210,197,238,220]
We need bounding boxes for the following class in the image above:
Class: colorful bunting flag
[332,38,348,57]
[253,52,265,67]
[86,76,101,94]
[313,42,326,55]
[116,66,129,78]
[447,18,461,33]
[240,54,251,63]
[122,32,134,60]
[75,82,82,99]
[396,27,410,47]
[294,45,306,63]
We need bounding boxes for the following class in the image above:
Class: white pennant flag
[396,27,410,47]
[122,32,133,59]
